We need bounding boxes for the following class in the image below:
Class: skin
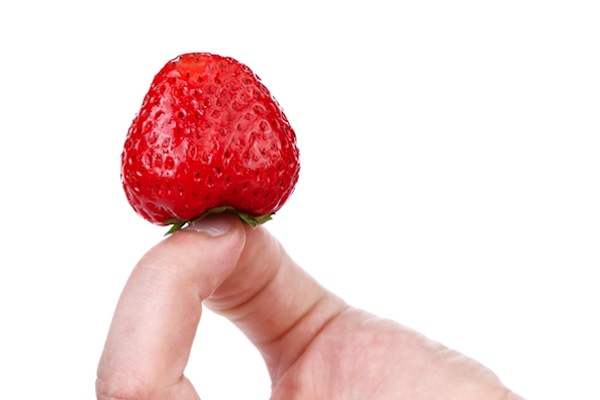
[96,215,525,399]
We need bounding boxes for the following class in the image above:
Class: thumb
[204,221,347,382]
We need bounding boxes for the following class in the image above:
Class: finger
[96,214,245,400]
[96,214,348,399]
[204,223,348,381]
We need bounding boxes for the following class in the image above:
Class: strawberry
[121,53,300,232]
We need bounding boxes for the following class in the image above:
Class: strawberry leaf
[162,206,273,235]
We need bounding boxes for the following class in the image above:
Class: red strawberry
[121,53,300,232]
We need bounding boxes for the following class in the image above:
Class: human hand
[96,215,523,399]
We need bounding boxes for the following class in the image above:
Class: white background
[1,1,599,399]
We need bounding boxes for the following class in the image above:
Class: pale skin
[96,215,525,399]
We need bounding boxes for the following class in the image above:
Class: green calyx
[163,206,273,235]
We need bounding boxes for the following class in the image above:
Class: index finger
[96,215,245,400]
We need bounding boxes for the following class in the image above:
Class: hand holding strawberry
[121,53,300,232]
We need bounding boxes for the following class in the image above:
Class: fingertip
[144,213,248,300]
[183,213,240,237]
[162,213,248,261]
